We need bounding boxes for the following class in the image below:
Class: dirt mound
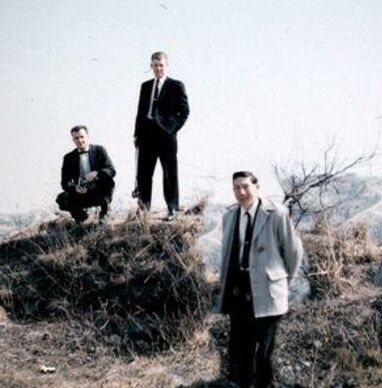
[1,206,381,387]
[0,210,213,356]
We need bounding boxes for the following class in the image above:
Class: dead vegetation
[0,209,213,357]
[270,216,382,387]
[302,217,380,298]
[0,203,381,387]
[274,142,377,226]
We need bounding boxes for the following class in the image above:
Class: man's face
[71,128,90,151]
[151,57,168,78]
[233,176,259,209]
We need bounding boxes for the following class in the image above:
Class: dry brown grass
[301,215,380,298]
[0,208,212,357]
[0,203,381,387]
[275,289,382,387]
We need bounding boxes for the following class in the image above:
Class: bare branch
[274,142,378,227]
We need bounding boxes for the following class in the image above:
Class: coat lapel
[222,206,239,266]
[226,207,239,253]
[88,144,95,170]
[252,199,274,243]
[143,80,154,105]
[157,77,170,102]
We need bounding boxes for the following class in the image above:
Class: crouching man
[56,125,116,224]
[217,171,303,388]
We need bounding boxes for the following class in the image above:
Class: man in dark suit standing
[134,51,190,220]
[56,125,116,224]
[218,171,303,387]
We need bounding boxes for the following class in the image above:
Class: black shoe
[73,210,88,224]
[165,209,176,221]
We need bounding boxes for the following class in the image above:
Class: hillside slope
[0,204,381,387]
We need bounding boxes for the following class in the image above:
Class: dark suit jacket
[61,144,116,193]
[134,77,190,139]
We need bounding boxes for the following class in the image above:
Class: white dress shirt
[79,151,91,183]
[147,75,167,119]
[239,198,259,262]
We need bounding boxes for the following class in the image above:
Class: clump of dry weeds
[0,209,213,356]
[301,216,380,298]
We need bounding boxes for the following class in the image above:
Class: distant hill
[0,210,55,238]
[335,174,382,243]
[292,173,382,243]
[2,173,382,243]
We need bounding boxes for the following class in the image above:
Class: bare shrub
[274,142,377,226]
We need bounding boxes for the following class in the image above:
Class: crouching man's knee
[56,192,70,210]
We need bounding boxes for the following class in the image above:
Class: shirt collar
[155,75,167,86]
[78,146,90,153]
[240,198,259,219]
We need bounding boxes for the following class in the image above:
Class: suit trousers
[228,271,282,388]
[137,120,179,211]
[56,179,113,220]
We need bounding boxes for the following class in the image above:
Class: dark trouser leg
[92,179,114,219]
[228,313,281,388]
[253,315,282,388]
[227,312,240,383]
[137,137,158,210]
[158,133,179,211]
[228,272,257,388]
[56,191,89,222]
[228,311,255,387]
[99,200,109,219]
[56,180,113,222]
[56,192,71,211]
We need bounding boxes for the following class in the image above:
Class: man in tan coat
[217,171,303,388]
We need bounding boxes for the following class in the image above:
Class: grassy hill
[0,207,381,387]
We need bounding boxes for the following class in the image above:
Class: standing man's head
[232,171,259,210]
[70,125,90,152]
[151,51,169,79]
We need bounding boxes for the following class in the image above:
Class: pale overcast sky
[1,0,382,213]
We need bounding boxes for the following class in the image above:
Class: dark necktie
[152,78,159,117]
[241,211,253,270]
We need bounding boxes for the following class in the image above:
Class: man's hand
[76,186,88,194]
[86,171,98,182]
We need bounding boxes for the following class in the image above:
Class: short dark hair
[70,125,88,134]
[232,171,258,184]
[151,51,168,62]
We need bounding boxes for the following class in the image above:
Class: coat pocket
[266,269,288,300]
[266,270,288,281]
